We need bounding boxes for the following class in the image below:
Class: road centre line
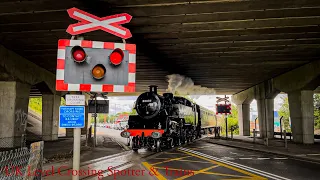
[257,158,271,160]
[239,158,253,160]
[179,147,291,180]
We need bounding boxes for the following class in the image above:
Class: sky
[100,94,287,115]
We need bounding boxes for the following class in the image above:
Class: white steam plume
[166,74,216,95]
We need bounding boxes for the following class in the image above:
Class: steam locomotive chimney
[149,85,158,94]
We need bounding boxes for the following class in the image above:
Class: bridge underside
[1,0,320,95]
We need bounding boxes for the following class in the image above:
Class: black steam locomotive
[120,85,206,152]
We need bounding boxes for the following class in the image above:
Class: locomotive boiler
[120,85,214,152]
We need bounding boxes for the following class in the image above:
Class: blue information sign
[59,106,85,128]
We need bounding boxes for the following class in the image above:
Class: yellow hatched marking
[151,156,191,166]
[177,150,267,180]
[175,165,219,180]
[152,166,250,179]
[163,152,183,155]
[176,159,212,164]
[142,162,166,180]
[221,178,256,180]
[154,158,170,160]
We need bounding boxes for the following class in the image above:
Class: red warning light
[109,48,124,65]
[71,46,86,63]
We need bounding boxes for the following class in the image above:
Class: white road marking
[257,158,271,160]
[307,154,320,156]
[222,157,235,160]
[296,154,307,156]
[274,158,288,160]
[179,147,292,180]
[239,158,253,160]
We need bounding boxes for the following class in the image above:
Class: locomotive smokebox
[149,85,158,94]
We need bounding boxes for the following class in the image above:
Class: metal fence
[0,141,43,180]
[0,136,26,150]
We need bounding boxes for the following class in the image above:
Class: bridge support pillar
[288,90,314,144]
[257,98,274,139]
[237,103,250,136]
[0,81,30,148]
[42,94,60,141]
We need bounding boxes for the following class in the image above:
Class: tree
[278,96,291,132]
[219,104,239,135]
[278,94,320,133]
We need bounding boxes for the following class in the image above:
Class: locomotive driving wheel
[167,138,174,149]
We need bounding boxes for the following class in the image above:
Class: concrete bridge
[0,0,320,147]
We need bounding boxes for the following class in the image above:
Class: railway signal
[56,39,136,92]
[60,8,135,180]
[216,95,231,139]
[216,104,231,114]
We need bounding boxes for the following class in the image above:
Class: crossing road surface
[88,128,320,180]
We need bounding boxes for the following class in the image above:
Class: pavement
[203,135,320,163]
[42,133,126,175]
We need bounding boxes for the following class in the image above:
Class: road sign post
[55,7,135,180]
[59,105,85,180]
[94,95,97,148]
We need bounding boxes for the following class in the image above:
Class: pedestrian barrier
[0,141,44,180]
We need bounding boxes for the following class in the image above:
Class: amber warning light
[92,64,106,80]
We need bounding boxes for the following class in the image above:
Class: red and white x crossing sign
[66,7,132,39]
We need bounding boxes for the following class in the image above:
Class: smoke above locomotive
[166,74,216,95]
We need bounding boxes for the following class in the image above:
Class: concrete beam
[0,44,56,93]
[273,60,320,92]
[233,60,320,97]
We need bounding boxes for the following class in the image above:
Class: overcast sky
[101,94,287,115]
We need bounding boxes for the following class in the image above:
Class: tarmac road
[91,128,320,180]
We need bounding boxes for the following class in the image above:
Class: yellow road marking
[152,166,255,178]
[163,152,184,155]
[175,165,219,180]
[142,162,166,180]
[176,159,212,164]
[177,150,267,180]
[151,156,191,166]
[221,178,255,180]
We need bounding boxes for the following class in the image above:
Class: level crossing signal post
[216,95,232,139]
[56,7,135,180]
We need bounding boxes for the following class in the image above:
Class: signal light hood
[109,48,124,65]
[71,46,86,63]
